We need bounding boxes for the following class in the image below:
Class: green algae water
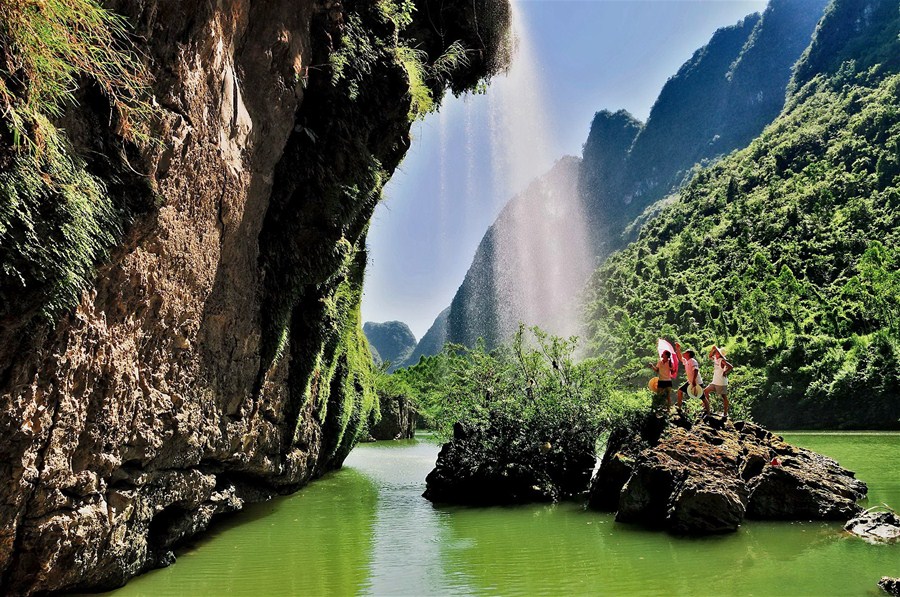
[107,432,900,596]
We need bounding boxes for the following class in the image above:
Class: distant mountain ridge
[363,321,417,372]
[401,307,450,367]
[408,0,829,358]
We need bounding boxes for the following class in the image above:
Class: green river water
[107,432,900,596]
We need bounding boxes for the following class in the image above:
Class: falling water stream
[453,0,598,342]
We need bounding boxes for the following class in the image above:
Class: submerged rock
[589,413,867,534]
[423,411,596,505]
[880,577,900,596]
[845,511,900,543]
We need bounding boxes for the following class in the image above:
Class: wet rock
[423,411,596,505]
[746,450,866,520]
[614,419,748,533]
[370,395,416,440]
[587,411,668,510]
[880,577,900,596]
[590,413,866,535]
[845,511,900,543]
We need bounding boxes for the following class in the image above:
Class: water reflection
[99,433,899,596]
[349,439,462,595]
[104,467,378,597]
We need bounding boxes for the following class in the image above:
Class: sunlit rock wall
[0,0,510,593]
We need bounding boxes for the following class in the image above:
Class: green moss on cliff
[0,0,154,325]
[313,254,379,466]
[259,0,510,469]
[0,131,120,320]
[0,0,153,151]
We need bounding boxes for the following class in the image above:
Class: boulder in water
[589,412,867,534]
[423,411,597,505]
[845,510,900,543]
[370,395,417,440]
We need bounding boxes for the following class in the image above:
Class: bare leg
[723,395,729,418]
[703,386,715,415]
[676,389,684,409]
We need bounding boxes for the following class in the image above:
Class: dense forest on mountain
[585,0,900,429]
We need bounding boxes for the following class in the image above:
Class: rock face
[0,0,510,593]
[370,395,416,440]
[423,411,596,505]
[845,511,900,544]
[589,413,867,534]
[401,307,449,368]
[363,321,417,372]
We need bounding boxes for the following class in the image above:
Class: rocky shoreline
[589,412,867,533]
[425,410,869,536]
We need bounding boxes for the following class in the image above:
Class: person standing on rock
[675,343,709,414]
[648,350,675,408]
[704,346,733,417]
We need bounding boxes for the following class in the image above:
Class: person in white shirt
[704,346,734,417]
[674,342,709,414]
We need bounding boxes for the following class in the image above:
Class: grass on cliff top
[0,0,154,154]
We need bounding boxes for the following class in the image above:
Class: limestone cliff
[0,0,510,593]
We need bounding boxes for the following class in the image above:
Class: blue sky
[362,0,767,339]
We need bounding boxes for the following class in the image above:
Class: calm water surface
[108,432,900,596]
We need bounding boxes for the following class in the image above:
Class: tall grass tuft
[0,0,154,155]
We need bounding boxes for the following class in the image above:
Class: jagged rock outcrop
[846,510,900,544]
[589,413,867,534]
[0,0,511,593]
[369,395,416,440]
[423,410,597,505]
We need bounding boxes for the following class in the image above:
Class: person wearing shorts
[704,346,734,417]
[649,350,675,409]
[675,343,709,414]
